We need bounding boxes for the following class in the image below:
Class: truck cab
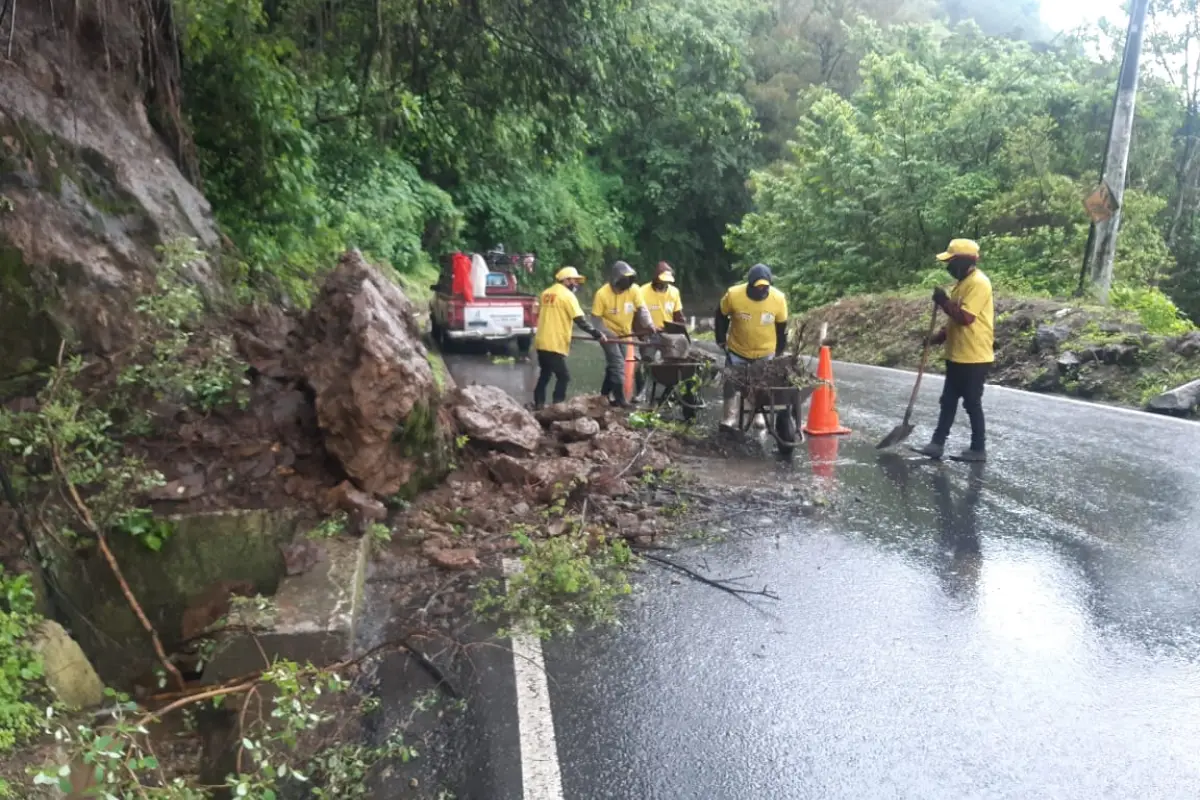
[429,250,538,355]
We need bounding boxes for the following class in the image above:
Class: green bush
[0,569,44,755]
[1110,285,1195,336]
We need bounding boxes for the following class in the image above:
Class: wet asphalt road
[443,349,1200,800]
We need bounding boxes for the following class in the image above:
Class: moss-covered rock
[297,250,454,497]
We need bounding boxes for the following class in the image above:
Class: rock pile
[402,392,680,572]
[133,251,454,513]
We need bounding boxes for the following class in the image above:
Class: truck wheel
[516,335,533,355]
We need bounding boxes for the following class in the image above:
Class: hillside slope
[798,295,1200,416]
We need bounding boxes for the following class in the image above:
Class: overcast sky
[1041,0,1129,32]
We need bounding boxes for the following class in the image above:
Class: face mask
[614,277,633,292]
[947,258,974,281]
[652,281,666,292]
[747,284,769,301]
[568,283,580,294]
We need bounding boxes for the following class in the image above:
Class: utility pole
[1082,0,1151,303]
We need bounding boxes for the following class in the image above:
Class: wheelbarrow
[724,358,818,456]
[646,359,716,421]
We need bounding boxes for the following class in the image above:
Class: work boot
[719,396,740,430]
[914,441,944,459]
[956,447,987,463]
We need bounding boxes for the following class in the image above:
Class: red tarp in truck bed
[451,252,473,302]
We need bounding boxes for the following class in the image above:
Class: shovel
[877,304,939,450]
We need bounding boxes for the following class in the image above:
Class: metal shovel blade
[876,421,915,450]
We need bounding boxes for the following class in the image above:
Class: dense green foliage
[175,0,764,295]
[171,0,1200,322]
[0,569,43,759]
[733,8,1200,327]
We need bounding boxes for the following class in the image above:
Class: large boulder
[1147,379,1200,415]
[551,417,601,443]
[1099,343,1140,367]
[298,250,451,496]
[0,6,220,378]
[485,453,592,501]
[452,385,542,453]
[1169,331,1200,358]
[1034,325,1071,354]
[534,395,613,425]
[31,621,105,708]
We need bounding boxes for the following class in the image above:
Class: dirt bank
[797,294,1200,417]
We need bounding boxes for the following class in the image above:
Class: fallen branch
[50,447,186,693]
[137,679,258,727]
[638,551,780,607]
[616,426,658,479]
[401,637,462,699]
[141,634,455,712]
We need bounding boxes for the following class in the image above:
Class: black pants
[600,341,644,403]
[933,361,991,451]
[534,351,569,406]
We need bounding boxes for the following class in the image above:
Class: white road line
[503,558,565,800]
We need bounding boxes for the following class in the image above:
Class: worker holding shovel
[914,239,995,462]
[532,267,607,410]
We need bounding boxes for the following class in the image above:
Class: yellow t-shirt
[534,282,585,356]
[719,283,789,360]
[592,283,646,337]
[642,285,683,329]
[945,269,995,364]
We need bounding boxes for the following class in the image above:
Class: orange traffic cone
[623,343,636,401]
[803,345,851,436]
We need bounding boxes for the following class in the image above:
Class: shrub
[1110,285,1195,336]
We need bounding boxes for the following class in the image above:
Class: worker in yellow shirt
[532,267,607,409]
[636,261,686,401]
[715,263,789,429]
[915,239,994,462]
[643,262,686,329]
[592,260,653,408]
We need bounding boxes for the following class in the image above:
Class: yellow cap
[753,279,770,287]
[936,239,980,261]
[656,271,675,283]
[555,266,585,282]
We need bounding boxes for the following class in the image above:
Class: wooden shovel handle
[903,305,940,425]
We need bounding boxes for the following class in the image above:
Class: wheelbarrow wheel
[775,407,798,456]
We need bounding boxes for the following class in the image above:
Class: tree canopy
[168,0,1200,323]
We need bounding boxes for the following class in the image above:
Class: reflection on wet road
[443,353,1200,799]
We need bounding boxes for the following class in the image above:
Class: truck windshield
[485,273,508,288]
